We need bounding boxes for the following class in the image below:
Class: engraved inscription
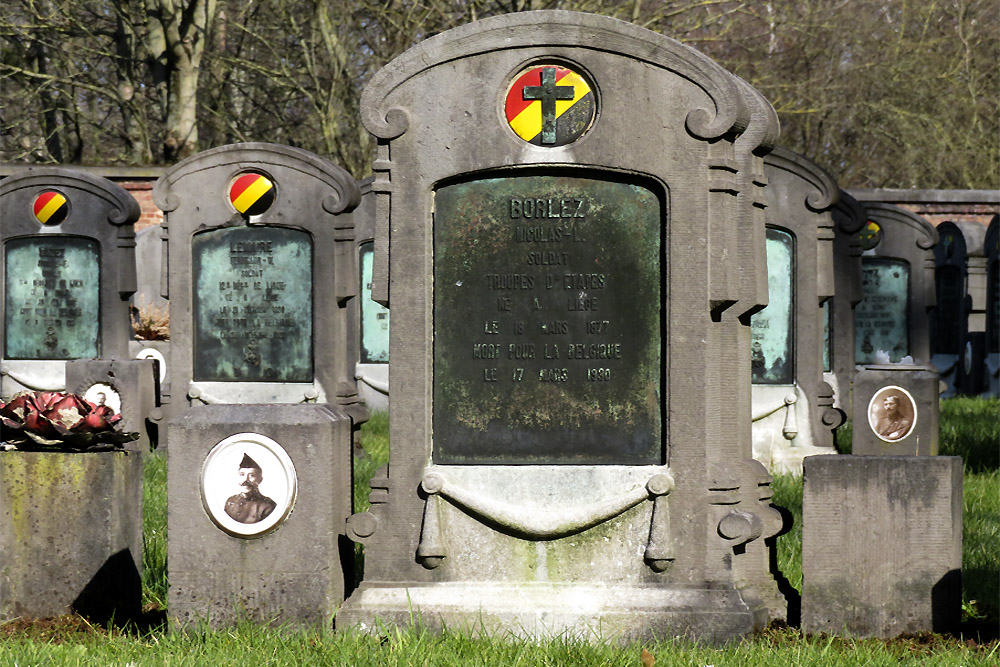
[855,258,909,364]
[433,173,663,465]
[193,226,312,382]
[4,237,99,359]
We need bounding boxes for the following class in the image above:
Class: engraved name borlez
[433,175,661,465]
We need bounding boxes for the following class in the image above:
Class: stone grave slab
[337,11,788,643]
[851,364,940,456]
[802,455,962,638]
[751,148,844,474]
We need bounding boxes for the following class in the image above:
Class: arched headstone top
[0,166,141,227]
[940,220,987,258]
[361,10,775,146]
[763,147,839,213]
[987,215,999,259]
[153,143,361,216]
[864,202,939,251]
[934,221,970,266]
[833,190,866,235]
[733,76,780,158]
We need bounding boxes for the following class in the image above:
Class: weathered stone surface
[0,451,143,622]
[337,10,787,642]
[852,365,939,457]
[828,191,866,410]
[65,358,159,452]
[802,455,962,638]
[166,404,352,628]
[353,179,389,412]
[1,167,140,398]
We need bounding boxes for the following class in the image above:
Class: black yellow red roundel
[229,172,275,216]
[33,190,69,225]
[505,64,595,147]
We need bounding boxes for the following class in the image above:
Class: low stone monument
[751,148,844,473]
[855,203,938,365]
[337,11,788,643]
[801,455,962,638]
[154,143,365,627]
[851,364,939,456]
[986,215,999,396]
[827,191,865,410]
[353,178,389,412]
[1,167,159,449]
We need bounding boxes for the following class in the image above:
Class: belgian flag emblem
[229,172,275,216]
[33,191,69,225]
[505,65,595,147]
[859,221,883,251]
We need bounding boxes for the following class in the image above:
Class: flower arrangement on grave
[0,391,139,452]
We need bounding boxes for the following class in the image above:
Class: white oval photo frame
[201,432,297,538]
[135,347,167,383]
[83,383,122,416]
[867,385,918,443]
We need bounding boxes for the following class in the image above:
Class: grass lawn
[2,400,997,665]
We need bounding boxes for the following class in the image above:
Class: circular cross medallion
[505,64,595,147]
[33,190,69,225]
[859,220,882,251]
[229,172,275,217]
[201,432,297,538]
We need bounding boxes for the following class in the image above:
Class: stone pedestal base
[801,455,962,637]
[338,582,766,644]
[167,404,352,628]
[0,451,143,622]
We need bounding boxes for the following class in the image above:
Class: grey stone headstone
[855,203,938,366]
[353,179,389,413]
[851,364,939,456]
[0,451,143,623]
[828,191,866,410]
[65,358,159,452]
[1,167,140,398]
[752,148,844,474]
[986,215,999,396]
[337,10,788,643]
[801,455,962,638]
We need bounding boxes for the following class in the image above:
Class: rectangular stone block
[66,358,159,452]
[801,455,962,637]
[167,404,352,628]
[0,451,143,622]
[852,365,939,456]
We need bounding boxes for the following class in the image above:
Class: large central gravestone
[337,11,788,642]
[750,148,844,474]
[153,144,365,627]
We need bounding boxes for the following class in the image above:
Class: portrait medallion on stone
[505,64,595,146]
[867,385,917,443]
[83,383,122,417]
[200,432,297,538]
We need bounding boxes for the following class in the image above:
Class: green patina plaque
[751,228,794,384]
[359,243,390,364]
[856,258,909,363]
[193,226,312,382]
[4,236,99,359]
[433,172,663,465]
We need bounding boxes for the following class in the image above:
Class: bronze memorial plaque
[433,172,663,464]
[4,236,100,359]
[192,226,313,382]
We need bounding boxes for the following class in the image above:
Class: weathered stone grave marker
[827,191,865,410]
[337,11,789,642]
[353,179,389,412]
[987,215,999,396]
[751,148,844,473]
[1,167,158,449]
[154,143,365,627]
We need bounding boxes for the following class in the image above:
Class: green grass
[2,400,998,665]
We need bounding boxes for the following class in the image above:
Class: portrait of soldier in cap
[224,453,277,524]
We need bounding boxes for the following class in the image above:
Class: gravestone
[802,455,962,638]
[1,167,159,450]
[827,191,866,410]
[851,364,939,456]
[337,11,789,643]
[751,148,844,474]
[354,178,389,412]
[985,215,999,396]
[855,203,938,365]
[153,143,365,627]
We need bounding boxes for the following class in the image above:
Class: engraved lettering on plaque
[855,258,909,364]
[750,228,794,384]
[4,236,99,359]
[193,226,312,382]
[433,173,663,465]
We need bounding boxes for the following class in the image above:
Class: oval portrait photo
[867,385,918,443]
[200,432,297,538]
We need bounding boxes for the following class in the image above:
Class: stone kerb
[1,167,140,398]
[152,143,364,418]
[752,147,843,475]
[338,10,785,643]
[857,202,938,366]
[829,191,866,410]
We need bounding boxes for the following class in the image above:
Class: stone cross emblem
[504,64,595,147]
[522,67,575,144]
